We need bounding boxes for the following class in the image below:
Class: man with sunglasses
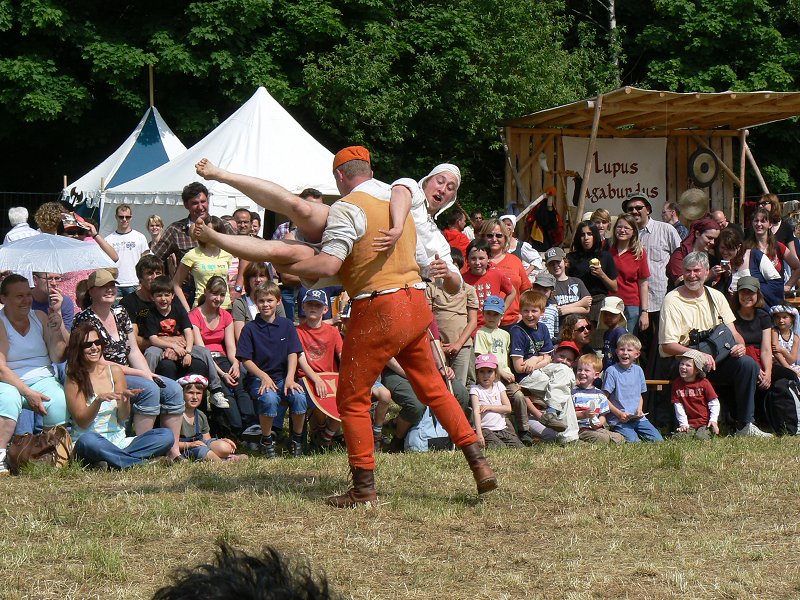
[621,192,680,377]
[105,204,150,297]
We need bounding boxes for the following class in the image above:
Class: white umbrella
[0,233,116,274]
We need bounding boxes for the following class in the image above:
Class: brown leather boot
[326,465,378,508]
[461,442,498,495]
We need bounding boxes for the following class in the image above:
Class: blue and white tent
[62,106,187,218]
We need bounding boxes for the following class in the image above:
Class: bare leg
[192,221,316,272]
[0,416,17,449]
[195,158,330,243]
[159,413,183,459]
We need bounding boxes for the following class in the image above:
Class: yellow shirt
[181,247,233,309]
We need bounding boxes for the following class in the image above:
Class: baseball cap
[475,353,498,370]
[737,276,760,293]
[533,272,556,288]
[176,374,209,388]
[87,268,119,289]
[545,247,566,263]
[556,341,580,356]
[302,289,329,306]
[482,295,505,314]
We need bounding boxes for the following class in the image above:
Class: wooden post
[148,65,154,108]
[738,130,748,225]
[63,175,67,188]
[744,143,769,195]
[499,128,530,207]
[573,95,603,243]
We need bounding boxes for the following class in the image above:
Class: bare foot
[191,218,216,245]
[195,158,223,181]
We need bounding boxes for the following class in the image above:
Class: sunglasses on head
[81,339,103,349]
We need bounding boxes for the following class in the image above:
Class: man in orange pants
[196,146,497,507]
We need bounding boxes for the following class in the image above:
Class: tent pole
[744,143,769,195]
[738,130,748,225]
[573,94,603,242]
[148,65,154,108]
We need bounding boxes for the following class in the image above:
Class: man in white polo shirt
[105,204,150,297]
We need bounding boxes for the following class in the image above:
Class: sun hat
[621,191,652,214]
[475,353,498,370]
[533,272,556,288]
[597,296,628,331]
[482,295,505,314]
[680,349,708,375]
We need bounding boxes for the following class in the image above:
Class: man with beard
[658,251,770,437]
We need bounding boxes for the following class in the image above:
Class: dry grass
[3,437,800,599]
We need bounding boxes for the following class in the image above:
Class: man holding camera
[659,251,771,437]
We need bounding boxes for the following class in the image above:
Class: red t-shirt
[671,378,717,429]
[610,246,651,307]
[443,228,470,257]
[296,322,343,377]
[462,266,514,328]
[188,307,233,354]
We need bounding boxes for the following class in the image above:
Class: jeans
[624,305,640,334]
[144,346,224,391]
[73,429,174,469]
[126,375,184,416]
[281,288,296,321]
[213,356,257,434]
[706,354,758,429]
[612,416,664,443]
[247,376,308,417]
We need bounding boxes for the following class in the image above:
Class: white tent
[104,87,339,236]
[62,106,187,214]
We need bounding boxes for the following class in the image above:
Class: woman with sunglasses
[478,219,531,327]
[66,323,174,469]
[610,214,650,333]
[566,220,618,324]
[559,315,595,355]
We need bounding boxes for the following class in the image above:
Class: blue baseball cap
[482,295,505,315]
[302,289,329,306]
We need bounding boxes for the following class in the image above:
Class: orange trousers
[337,288,477,470]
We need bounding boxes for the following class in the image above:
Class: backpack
[762,378,800,435]
[405,408,453,452]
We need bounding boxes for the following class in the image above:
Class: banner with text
[563,136,667,217]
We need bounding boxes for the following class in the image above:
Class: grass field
[3,437,800,599]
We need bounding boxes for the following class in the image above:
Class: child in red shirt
[671,349,720,440]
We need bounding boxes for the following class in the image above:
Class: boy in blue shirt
[510,289,568,431]
[236,282,309,458]
[602,333,663,443]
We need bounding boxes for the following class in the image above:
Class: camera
[689,327,714,346]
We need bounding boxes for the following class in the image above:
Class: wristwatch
[234,285,243,293]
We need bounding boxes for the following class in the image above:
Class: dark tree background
[1,0,799,217]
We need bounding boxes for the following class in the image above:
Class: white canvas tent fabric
[62,106,187,212]
[103,87,339,236]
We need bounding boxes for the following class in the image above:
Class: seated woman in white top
[66,323,173,470]
[0,274,69,475]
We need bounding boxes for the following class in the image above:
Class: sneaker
[735,422,774,438]
[289,440,303,458]
[539,412,568,432]
[0,450,9,477]
[241,424,262,437]
[210,391,230,409]
[257,438,278,459]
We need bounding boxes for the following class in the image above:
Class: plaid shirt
[151,217,235,265]
[271,221,292,240]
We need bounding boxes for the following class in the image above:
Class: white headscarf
[419,163,461,218]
